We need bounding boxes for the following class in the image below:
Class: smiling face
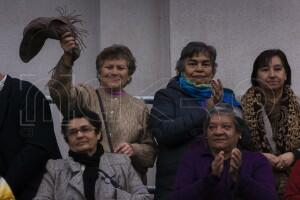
[66,117,101,156]
[207,113,240,154]
[98,58,130,91]
[183,53,215,85]
[256,56,286,92]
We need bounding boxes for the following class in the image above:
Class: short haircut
[176,41,218,74]
[96,44,136,76]
[61,107,102,139]
[251,49,291,86]
[204,103,247,136]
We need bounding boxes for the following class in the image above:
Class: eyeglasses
[66,125,95,137]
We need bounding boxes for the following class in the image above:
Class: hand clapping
[211,148,242,182]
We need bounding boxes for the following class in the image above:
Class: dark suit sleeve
[150,90,207,146]
[4,81,61,196]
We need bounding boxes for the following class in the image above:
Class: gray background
[1,0,300,185]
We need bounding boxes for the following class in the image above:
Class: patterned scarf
[177,74,241,108]
[241,86,300,153]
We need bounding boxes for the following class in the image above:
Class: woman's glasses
[67,125,95,137]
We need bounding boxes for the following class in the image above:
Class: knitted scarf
[69,143,104,200]
[241,86,300,153]
[177,75,241,108]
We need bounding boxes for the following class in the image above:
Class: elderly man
[0,72,61,199]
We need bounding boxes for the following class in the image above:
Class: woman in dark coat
[150,42,241,199]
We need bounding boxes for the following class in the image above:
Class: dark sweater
[171,138,278,200]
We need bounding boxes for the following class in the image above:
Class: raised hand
[207,79,223,109]
[212,151,225,177]
[60,32,76,54]
[229,148,242,182]
[60,32,78,65]
[211,79,223,103]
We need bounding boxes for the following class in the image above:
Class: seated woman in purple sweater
[171,103,278,200]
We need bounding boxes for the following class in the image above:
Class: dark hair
[204,103,253,150]
[96,44,136,77]
[251,49,291,86]
[176,41,218,74]
[61,107,102,141]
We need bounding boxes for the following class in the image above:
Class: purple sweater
[170,138,278,200]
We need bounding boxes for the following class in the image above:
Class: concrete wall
[1,0,300,186]
[169,0,300,95]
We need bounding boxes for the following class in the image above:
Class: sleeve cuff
[293,149,300,161]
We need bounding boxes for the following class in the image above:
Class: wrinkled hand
[114,142,134,157]
[229,148,242,182]
[212,151,224,177]
[207,79,223,108]
[211,79,223,103]
[60,32,76,54]
[262,153,279,167]
[276,152,294,170]
[60,32,79,65]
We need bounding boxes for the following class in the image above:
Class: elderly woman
[171,103,277,200]
[241,49,300,197]
[150,41,242,199]
[34,107,151,200]
[48,32,156,184]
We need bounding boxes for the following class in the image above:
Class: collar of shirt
[0,74,7,91]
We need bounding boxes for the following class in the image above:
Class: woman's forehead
[68,117,91,128]
[210,113,234,123]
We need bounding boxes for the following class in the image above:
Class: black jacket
[0,75,61,199]
[150,77,208,200]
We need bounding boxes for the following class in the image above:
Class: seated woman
[171,103,277,200]
[34,107,151,200]
[150,41,244,200]
[284,160,300,199]
[241,49,300,197]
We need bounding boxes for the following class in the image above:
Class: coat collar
[66,153,115,178]
[65,153,117,197]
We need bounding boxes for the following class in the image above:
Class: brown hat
[20,9,87,63]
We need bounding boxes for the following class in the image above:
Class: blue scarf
[177,75,241,107]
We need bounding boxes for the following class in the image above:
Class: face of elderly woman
[257,56,286,92]
[98,58,130,91]
[207,113,240,153]
[183,53,214,85]
[66,117,101,156]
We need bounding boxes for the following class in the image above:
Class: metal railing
[46,95,154,104]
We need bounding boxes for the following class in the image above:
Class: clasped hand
[211,148,242,182]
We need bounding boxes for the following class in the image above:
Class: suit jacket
[0,75,61,199]
[34,153,152,200]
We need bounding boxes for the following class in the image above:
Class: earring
[127,77,132,84]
